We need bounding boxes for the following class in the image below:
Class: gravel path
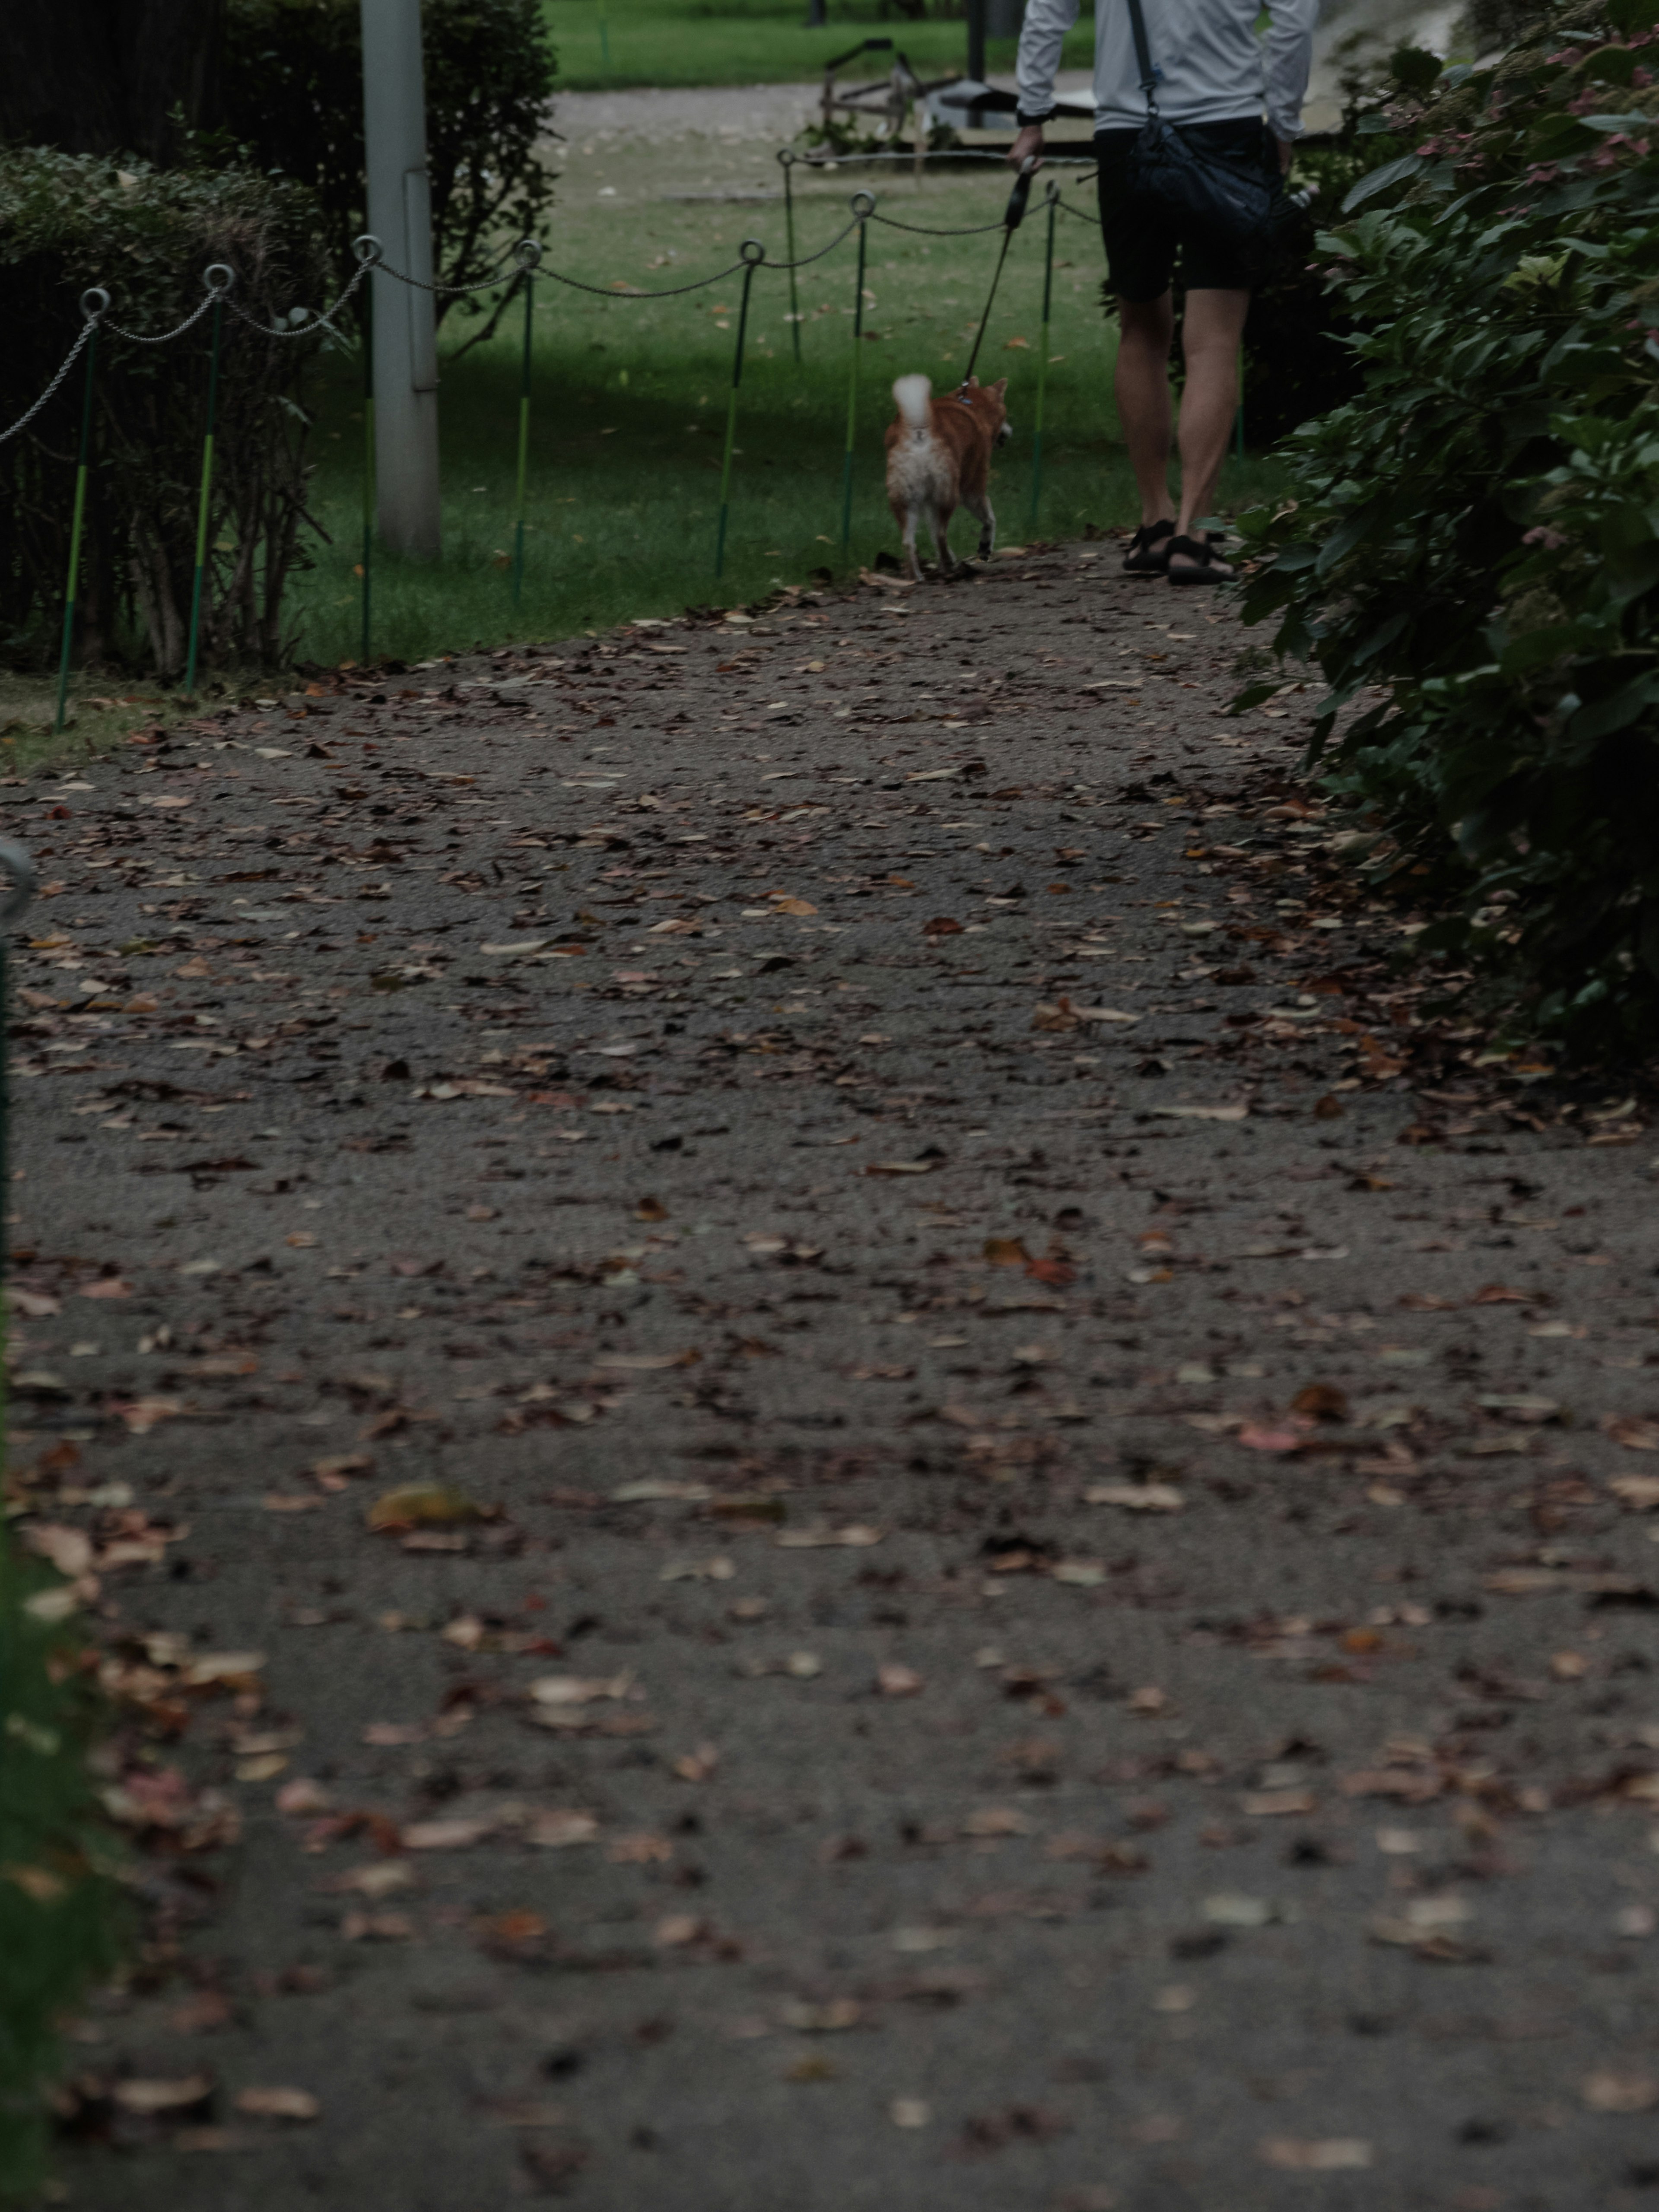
[15,548,1659,2211]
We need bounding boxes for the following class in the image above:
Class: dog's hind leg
[900,502,923,583]
[927,504,954,578]
[965,488,996,563]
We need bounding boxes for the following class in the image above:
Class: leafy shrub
[1234,0,1659,1055]
[0,1541,124,2203]
[0,152,330,677]
[221,0,556,340]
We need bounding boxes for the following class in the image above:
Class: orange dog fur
[883,374,1011,582]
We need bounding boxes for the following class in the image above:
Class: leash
[957,157,1036,401]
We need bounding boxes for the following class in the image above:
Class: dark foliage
[220,0,557,337]
[0,1540,125,2204]
[0,151,330,675]
[1234,0,1659,1056]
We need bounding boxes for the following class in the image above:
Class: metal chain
[541,257,750,300]
[870,210,1009,237]
[0,314,101,448]
[229,251,377,340]
[105,289,220,346]
[369,237,539,299]
[763,216,862,272]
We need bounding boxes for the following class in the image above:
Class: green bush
[221,0,556,340]
[0,152,330,677]
[0,1540,124,2204]
[1234,0,1659,1055]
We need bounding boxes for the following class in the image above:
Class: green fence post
[1029,182,1057,534]
[53,289,108,738]
[511,241,542,611]
[184,265,235,700]
[0,842,38,1474]
[840,192,874,555]
[714,241,764,581]
[354,236,381,666]
[778,149,802,366]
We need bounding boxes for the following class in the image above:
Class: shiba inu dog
[884,373,1011,582]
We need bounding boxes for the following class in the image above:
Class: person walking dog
[1009,0,1318,583]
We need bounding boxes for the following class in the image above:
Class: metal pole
[0,843,38,1478]
[361,0,442,560]
[512,245,541,609]
[715,243,764,580]
[840,195,873,555]
[1029,184,1056,532]
[779,151,802,366]
[967,0,986,85]
[184,267,235,699]
[359,245,376,663]
[53,291,107,739]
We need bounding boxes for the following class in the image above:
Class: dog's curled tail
[892,375,932,439]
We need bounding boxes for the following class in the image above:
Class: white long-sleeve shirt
[1016,0,1319,143]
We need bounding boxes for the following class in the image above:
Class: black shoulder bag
[1123,0,1287,269]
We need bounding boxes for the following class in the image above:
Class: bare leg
[1114,293,1176,528]
[1170,286,1250,572]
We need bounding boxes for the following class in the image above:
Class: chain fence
[10,159,1112,712]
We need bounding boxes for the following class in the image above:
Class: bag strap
[1125,0,1160,115]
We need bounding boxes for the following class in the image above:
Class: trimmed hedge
[0,1541,124,2204]
[1235,0,1659,1056]
[0,153,330,677]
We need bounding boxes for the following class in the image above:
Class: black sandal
[1166,533,1236,586]
[1122,520,1175,576]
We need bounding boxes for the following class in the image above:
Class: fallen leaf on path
[77,1278,130,1300]
[528,1810,601,1848]
[984,1237,1030,1267]
[877,1664,924,1697]
[1611,1475,1659,1509]
[366,1484,488,1532]
[1291,1384,1348,1424]
[1259,2139,1372,2171]
[402,1816,496,1851]
[531,1674,633,1708]
[1084,1483,1184,1513]
[22,1524,94,1577]
[1152,1104,1248,1122]
[1605,1417,1659,1452]
[111,2075,214,2117]
[234,2088,320,2123]
[593,1350,700,1370]
[865,1159,939,1176]
[1582,2072,1659,2113]
[775,1524,884,1548]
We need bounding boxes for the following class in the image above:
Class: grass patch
[290,151,1287,664]
[0,1543,125,2203]
[542,0,1095,93]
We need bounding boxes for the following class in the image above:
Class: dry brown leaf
[235,2087,320,2123]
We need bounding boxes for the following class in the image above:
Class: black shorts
[1095,118,1273,301]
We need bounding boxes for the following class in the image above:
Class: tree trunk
[0,0,225,165]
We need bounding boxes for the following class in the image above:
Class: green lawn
[289,151,1287,667]
[543,0,1095,93]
